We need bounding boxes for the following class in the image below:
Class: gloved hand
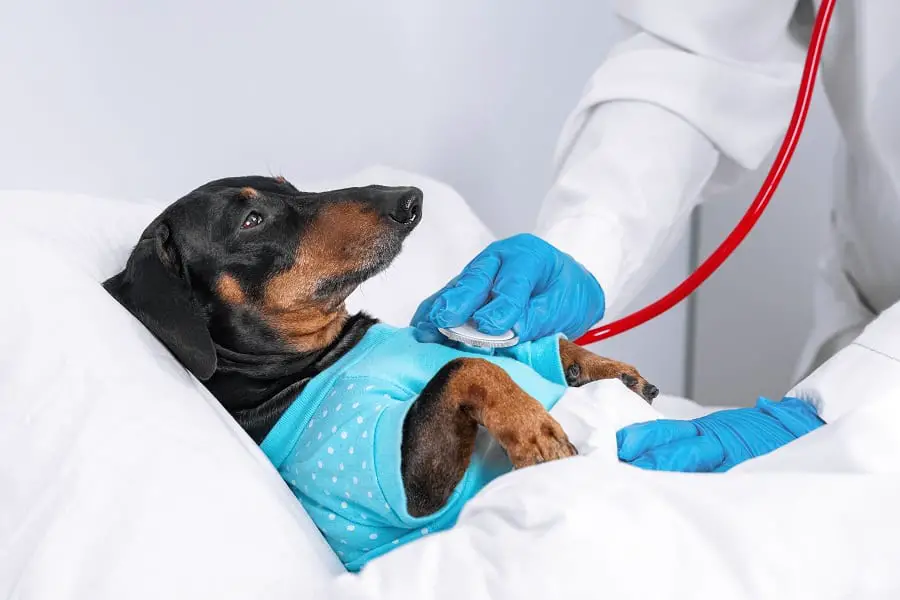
[616,397,825,472]
[410,233,605,343]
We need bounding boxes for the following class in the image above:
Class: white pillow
[0,166,495,600]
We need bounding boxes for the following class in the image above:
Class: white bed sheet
[2,167,899,600]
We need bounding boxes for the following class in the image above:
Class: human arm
[537,0,808,317]
[412,0,808,339]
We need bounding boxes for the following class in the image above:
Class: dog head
[104,175,423,380]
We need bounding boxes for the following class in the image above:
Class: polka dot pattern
[266,325,570,570]
[279,381,418,568]
[282,381,452,569]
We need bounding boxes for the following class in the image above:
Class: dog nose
[387,187,423,225]
[642,383,659,402]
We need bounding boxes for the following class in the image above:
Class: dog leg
[558,339,659,403]
[401,358,577,517]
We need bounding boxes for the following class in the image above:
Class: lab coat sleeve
[536,0,809,318]
[788,301,900,424]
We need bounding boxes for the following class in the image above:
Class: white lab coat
[536,0,900,422]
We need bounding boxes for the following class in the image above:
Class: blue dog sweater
[260,324,568,571]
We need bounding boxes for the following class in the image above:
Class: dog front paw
[502,412,578,468]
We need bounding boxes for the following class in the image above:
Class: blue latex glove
[616,397,826,472]
[410,233,606,343]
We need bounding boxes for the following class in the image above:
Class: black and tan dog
[104,175,657,525]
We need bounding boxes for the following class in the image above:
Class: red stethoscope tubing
[574,0,838,346]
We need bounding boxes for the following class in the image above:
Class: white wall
[690,88,839,406]
[0,0,691,396]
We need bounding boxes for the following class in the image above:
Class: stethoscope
[440,0,837,350]
[575,0,837,346]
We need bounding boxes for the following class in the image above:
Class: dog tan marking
[439,358,576,468]
[558,339,656,401]
[261,202,382,352]
[216,274,247,305]
[266,303,349,352]
[274,175,286,183]
[296,202,384,276]
[239,187,258,199]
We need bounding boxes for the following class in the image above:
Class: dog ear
[103,221,217,380]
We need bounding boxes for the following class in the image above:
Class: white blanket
[2,167,899,600]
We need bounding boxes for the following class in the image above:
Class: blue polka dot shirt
[260,324,568,572]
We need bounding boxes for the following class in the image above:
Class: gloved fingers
[471,255,541,334]
[616,420,701,462]
[410,288,440,328]
[409,287,451,343]
[429,253,501,328]
[412,321,445,344]
[511,291,559,341]
[517,289,600,341]
[410,268,470,326]
[626,436,726,472]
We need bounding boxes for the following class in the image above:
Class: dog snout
[385,187,423,225]
[642,383,659,403]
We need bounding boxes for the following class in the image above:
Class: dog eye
[241,211,264,230]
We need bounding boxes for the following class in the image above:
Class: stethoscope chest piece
[438,320,519,349]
